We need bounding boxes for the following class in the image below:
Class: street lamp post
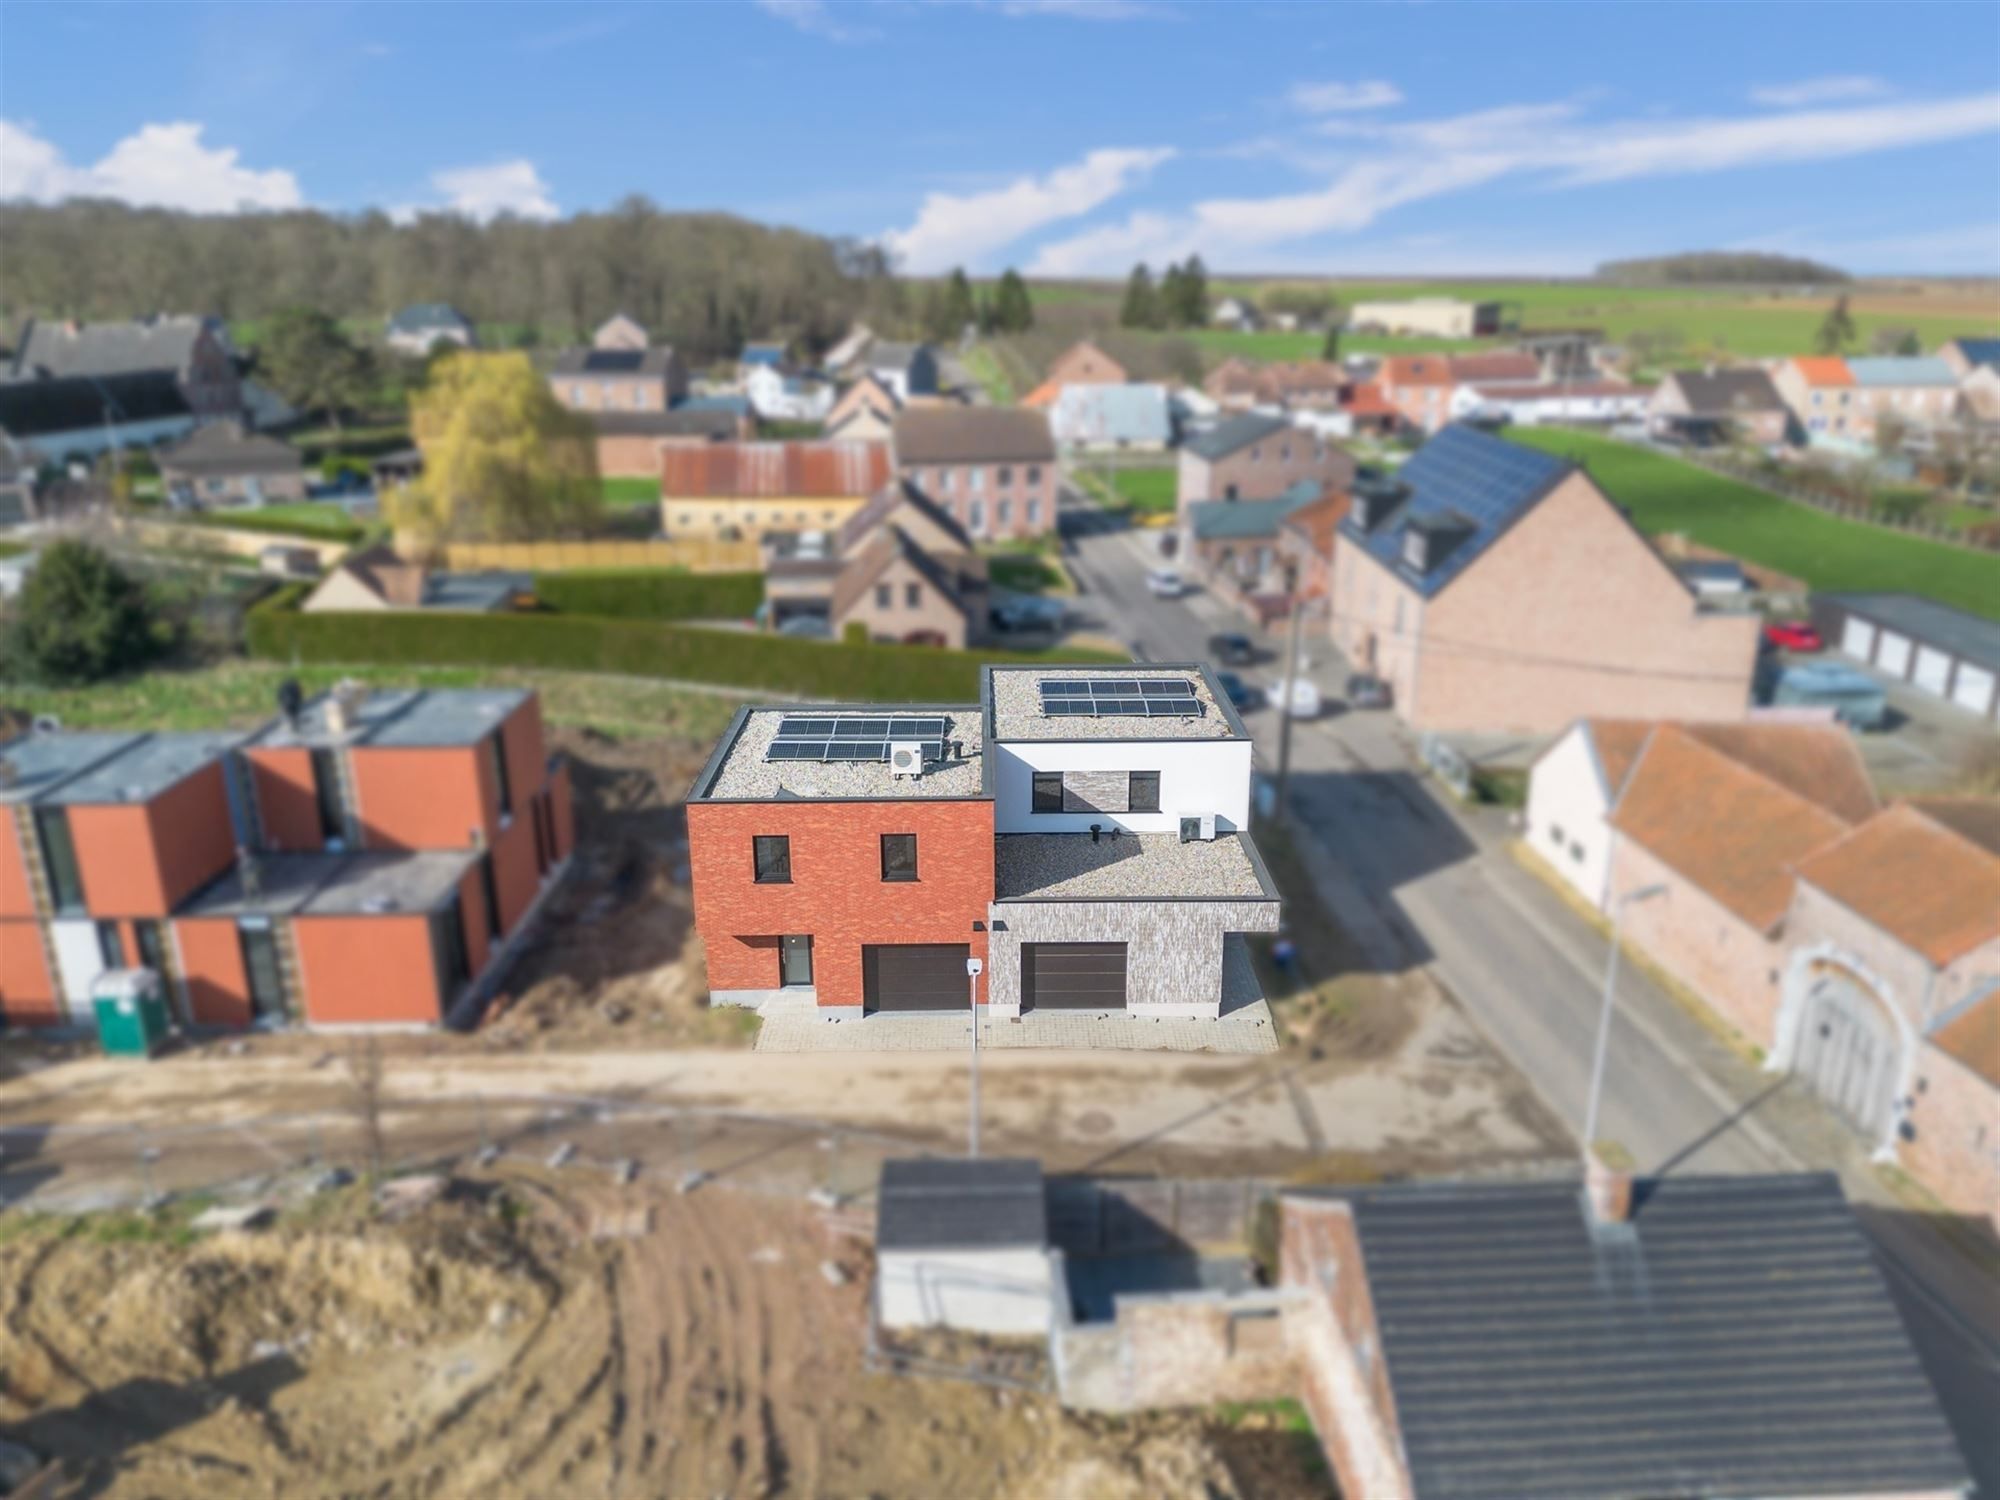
[1582,883,1668,1163]
[965,956,985,1159]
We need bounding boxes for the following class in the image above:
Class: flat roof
[43,731,243,806]
[0,732,147,805]
[181,852,352,918]
[1823,592,2000,674]
[697,706,984,801]
[250,687,527,751]
[876,1158,1047,1252]
[994,831,1275,902]
[180,849,474,918]
[986,665,1243,743]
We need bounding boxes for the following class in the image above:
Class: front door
[780,934,813,987]
[1795,976,1896,1139]
[238,920,287,1022]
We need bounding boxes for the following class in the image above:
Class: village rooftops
[994,831,1276,903]
[248,687,530,751]
[183,849,477,918]
[0,732,148,804]
[693,705,986,802]
[890,406,1055,465]
[985,664,1244,743]
[40,731,244,806]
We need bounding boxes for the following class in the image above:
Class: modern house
[1773,355,1861,442]
[891,407,1057,540]
[1647,367,1791,446]
[385,304,477,357]
[1176,412,1355,514]
[0,370,197,464]
[686,664,1278,1023]
[1044,341,1127,387]
[743,363,835,424]
[1346,297,1513,339]
[302,544,531,615]
[1331,425,1758,732]
[864,341,940,402]
[157,421,307,507]
[0,686,572,1033]
[1280,1172,1969,1500]
[548,346,688,415]
[658,439,893,540]
[1048,383,1172,452]
[1813,592,2000,723]
[5,314,242,421]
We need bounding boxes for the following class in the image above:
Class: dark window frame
[479,852,503,939]
[880,833,918,883]
[35,806,85,913]
[1128,771,1161,814]
[1031,772,1063,814]
[96,920,125,970]
[489,731,514,819]
[310,746,345,841]
[753,834,792,884]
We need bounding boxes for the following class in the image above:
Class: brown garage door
[863,943,971,1013]
[1024,942,1128,1011]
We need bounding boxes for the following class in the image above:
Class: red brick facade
[687,798,994,1009]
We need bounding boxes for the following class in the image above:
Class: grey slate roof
[387,303,474,337]
[158,421,304,477]
[1183,411,1289,462]
[8,314,222,381]
[837,478,974,555]
[1665,367,1786,416]
[1822,592,2000,673]
[1321,1172,1968,1500]
[876,1158,1047,1252]
[0,370,191,440]
[1947,336,2000,370]
[891,406,1055,465]
[1188,479,1324,541]
[589,407,741,439]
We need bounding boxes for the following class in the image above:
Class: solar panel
[765,712,950,763]
[1036,677,1203,719]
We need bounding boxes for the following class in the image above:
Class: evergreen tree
[1813,294,1857,355]
[1159,262,1188,328]
[993,269,1034,332]
[1321,322,1341,362]
[4,540,164,685]
[942,268,977,338]
[1175,255,1210,327]
[1119,264,1157,329]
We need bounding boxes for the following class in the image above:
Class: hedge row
[533,569,764,621]
[244,587,1122,699]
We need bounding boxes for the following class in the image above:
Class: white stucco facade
[991,738,1254,835]
[1525,722,1618,911]
[876,1247,1059,1336]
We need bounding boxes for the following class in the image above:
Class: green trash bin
[92,969,171,1058]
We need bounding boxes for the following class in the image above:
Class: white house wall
[991,738,1253,834]
[1525,724,1616,911]
[50,919,107,1021]
[877,1247,1058,1336]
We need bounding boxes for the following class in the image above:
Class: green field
[179,503,365,542]
[1506,427,2000,622]
[600,476,661,508]
[1104,466,1177,514]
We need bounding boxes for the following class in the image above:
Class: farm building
[1811,592,2000,723]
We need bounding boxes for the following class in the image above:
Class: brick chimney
[1585,1143,1634,1224]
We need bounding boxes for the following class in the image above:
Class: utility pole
[1274,563,1304,818]
[1582,884,1668,1161]
[965,955,985,1158]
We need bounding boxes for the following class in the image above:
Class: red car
[1763,621,1824,652]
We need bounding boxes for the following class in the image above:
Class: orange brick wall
[292,914,441,1025]
[174,917,253,1027]
[0,808,34,920]
[247,746,326,853]
[351,746,487,853]
[1611,838,1784,1046]
[688,797,994,1008]
[0,919,59,1025]
[68,765,236,918]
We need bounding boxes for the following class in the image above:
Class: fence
[433,537,762,573]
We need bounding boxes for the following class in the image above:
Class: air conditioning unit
[887,741,926,779]
[1179,812,1217,843]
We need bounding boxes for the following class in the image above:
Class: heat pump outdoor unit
[1179,812,1217,843]
[887,741,926,778]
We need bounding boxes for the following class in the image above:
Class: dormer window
[1403,529,1428,570]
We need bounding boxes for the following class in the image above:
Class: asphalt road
[1059,501,2000,1491]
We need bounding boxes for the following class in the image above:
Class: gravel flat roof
[703,707,985,800]
[994,831,1273,901]
[987,665,1240,742]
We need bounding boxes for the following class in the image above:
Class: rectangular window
[905,581,921,608]
[480,852,503,940]
[969,467,986,492]
[35,807,84,913]
[134,920,167,974]
[876,583,892,608]
[880,833,918,882]
[753,835,792,884]
[998,465,1013,486]
[96,920,125,970]
[489,731,513,819]
[238,920,285,1020]
[1027,465,1041,485]
[997,499,1011,527]
[1032,772,1063,813]
[310,747,344,841]
[1027,498,1042,527]
[1128,772,1161,813]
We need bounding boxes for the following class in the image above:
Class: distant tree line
[915,267,1035,343]
[1596,251,1851,286]
[0,198,910,362]
[1119,258,1209,330]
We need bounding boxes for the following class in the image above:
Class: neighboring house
[743,363,835,424]
[891,406,1056,540]
[591,312,649,352]
[1647,367,1791,446]
[1049,383,1172,452]
[1331,425,1759,731]
[548,346,688,415]
[1451,379,1651,428]
[1202,359,1349,411]
[1279,1172,1969,1500]
[1185,480,1327,598]
[738,341,788,381]
[1845,356,1961,437]
[385,304,477,357]
[1957,363,2000,426]
[1209,297,1259,331]
[1044,341,1127,386]
[1202,357,1263,411]
[865,341,940,402]
[590,404,753,478]
[1524,718,1655,909]
[1812,592,2000,724]
[6,313,241,420]
[157,421,307,507]
[1772,355,1860,441]
[0,369,196,463]
[1176,412,1356,514]
[1374,355,1458,432]
[0,688,575,1033]
[685,663,1278,1021]
[1442,350,1541,387]
[1277,487,1351,624]
[1339,383,1400,436]
[826,401,895,443]
[821,323,875,377]
[302,544,530,614]
[659,439,893,540]
[1346,297,1512,339]
[826,371,901,434]
[1937,335,2000,378]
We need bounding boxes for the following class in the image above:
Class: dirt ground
[0,1171,1331,1499]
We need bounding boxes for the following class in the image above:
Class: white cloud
[753,0,872,42]
[885,146,1174,272]
[394,159,559,223]
[1029,90,2000,274]
[1750,75,1889,108]
[1288,79,1403,114]
[0,119,303,211]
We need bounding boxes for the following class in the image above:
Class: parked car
[1269,676,1324,719]
[991,596,1065,632]
[1207,631,1256,665]
[1763,620,1824,652]
[1146,568,1185,598]
[1345,673,1393,709]
[1215,670,1261,712]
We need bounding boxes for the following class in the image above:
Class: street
[1058,497,2000,1489]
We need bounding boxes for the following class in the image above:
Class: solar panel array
[1038,677,1204,718]
[764,713,949,763]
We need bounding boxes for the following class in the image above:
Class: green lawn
[960,345,1017,404]
[600,476,662,508]
[1507,427,2000,622]
[1107,466,1177,514]
[179,503,366,542]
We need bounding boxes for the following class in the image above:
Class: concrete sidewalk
[752,995,1281,1054]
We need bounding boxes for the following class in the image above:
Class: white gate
[1911,647,1951,697]
[1875,631,1913,678]
[1794,975,1897,1140]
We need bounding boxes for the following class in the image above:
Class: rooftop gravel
[987,665,1238,742]
[994,831,1271,901]
[705,708,985,799]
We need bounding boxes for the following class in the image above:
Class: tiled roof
[1911,794,2000,856]
[1377,354,1455,388]
[1307,1173,1968,1500]
[1580,719,1655,797]
[1182,411,1289,460]
[10,314,222,380]
[1020,377,1063,409]
[659,440,891,498]
[1608,723,1865,931]
[1796,801,2000,967]
[1788,355,1853,387]
[1343,383,1396,417]
[1929,981,2000,1088]
[158,421,303,477]
[837,478,973,555]
[891,406,1054,464]
[1665,367,1787,415]
[1280,489,1351,555]
[1446,351,1540,383]
[1679,721,1878,826]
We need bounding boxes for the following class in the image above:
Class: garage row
[1814,592,2000,722]
[848,940,1130,1013]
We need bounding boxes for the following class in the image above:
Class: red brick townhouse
[687,664,1280,1020]
[0,687,573,1034]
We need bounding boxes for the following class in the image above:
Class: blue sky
[3,0,1997,277]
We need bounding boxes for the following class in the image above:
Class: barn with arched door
[1787,963,1905,1141]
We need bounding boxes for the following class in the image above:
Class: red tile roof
[1448,352,1541,383]
[1378,355,1455,388]
[1581,720,1656,797]
[1796,801,2000,968]
[1789,356,1854,388]
[660,440,892,498]
[1343,383,1397,417]
[1929,985,2000,1088]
